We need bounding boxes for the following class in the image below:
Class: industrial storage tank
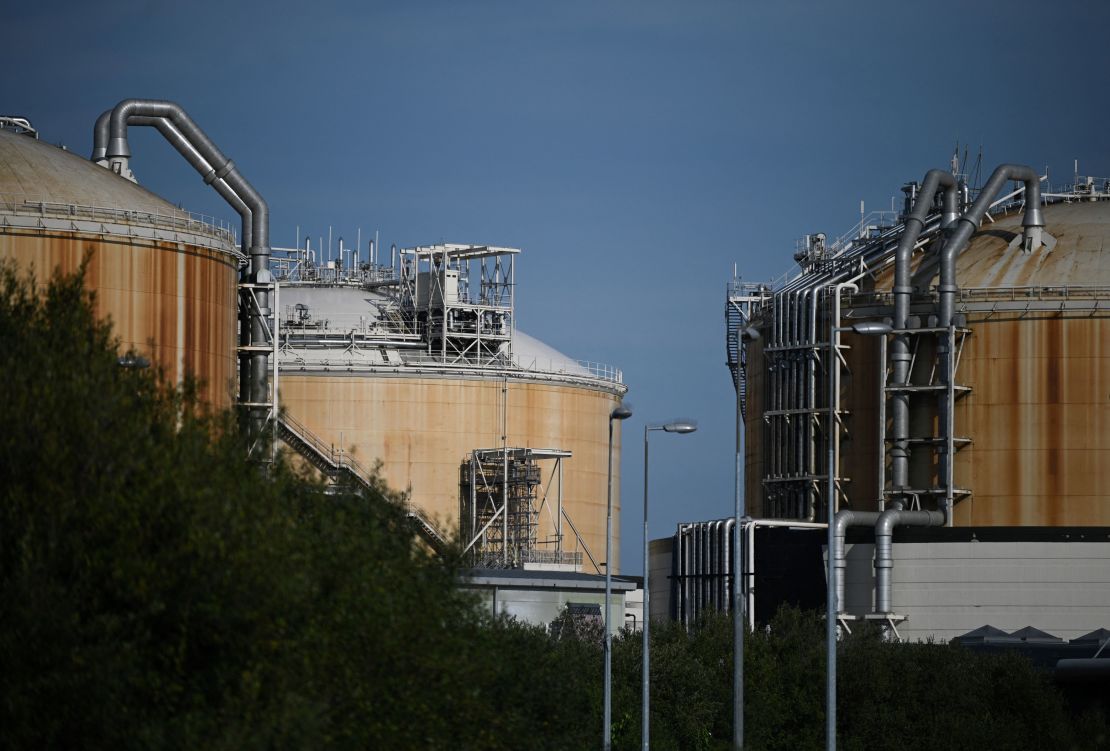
[0,118,240,406]
[271,243,628,568]
[730,167,1110,528]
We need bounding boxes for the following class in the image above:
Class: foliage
[1,262,1105,750]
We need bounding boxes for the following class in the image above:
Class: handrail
[276,412,447,550]
[0,192,238,245]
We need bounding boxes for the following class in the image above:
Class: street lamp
[644,420,697,751]
[603,403,632,751]
[826,312,891,751]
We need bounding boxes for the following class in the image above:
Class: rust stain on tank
[747,199,1110,528]
[0,229,238,407]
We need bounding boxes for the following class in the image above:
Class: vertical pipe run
[733,374,745,750]
[890,170,960,507]
[934,165,1042,510]
[826,281,856,751]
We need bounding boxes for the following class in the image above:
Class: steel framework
[459,447,586,569]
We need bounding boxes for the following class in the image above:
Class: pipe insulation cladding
[97,99,273,436]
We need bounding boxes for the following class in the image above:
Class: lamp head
[662,420,697,434]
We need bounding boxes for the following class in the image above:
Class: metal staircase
[275,412,447,553]
[725,279,772,421]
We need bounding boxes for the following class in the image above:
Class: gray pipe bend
[105,99,270,262]
[832,510,881,615]
[128,115,253,255]
[874,509,945,614]
[938,163,1042,327]
[103,98,272,428]
[931,164,1041,507]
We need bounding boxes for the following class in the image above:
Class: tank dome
[0,127,180,214]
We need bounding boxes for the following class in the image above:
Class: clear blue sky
[8,0,1109,573]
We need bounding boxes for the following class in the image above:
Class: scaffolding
[460,447,585,569]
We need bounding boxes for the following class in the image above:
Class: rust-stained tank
[739,193,1110,528]
[0,124,240,406]
[274,270,627,569]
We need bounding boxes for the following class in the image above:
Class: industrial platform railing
[275,411,447,552]
[0,192,239,253]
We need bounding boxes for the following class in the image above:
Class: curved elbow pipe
[100,98,273,431]
[937,163,1042,327]
[105,98,269,260]
[873,508,944,614]
[94,109,252,250]
[832,510,880,615]
[127,115,253,255]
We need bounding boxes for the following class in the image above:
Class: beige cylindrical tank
[280,374,624,566]
[746,199,1110,527]
[275,285,627,569]
[0,127,240,407]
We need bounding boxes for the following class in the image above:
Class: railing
[280,312,421,340]
[511,355,623,385]
[0,192,239,248]
[829,210,900,252]
[276,411,447,549]
[849,284,1110,308]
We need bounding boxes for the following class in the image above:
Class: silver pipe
[805,286,820,521]
[722,518,734,614]
[832,510,881,614]
[102,99,273,433]
[874,509,944,613]
[91,109,111,164]
[934,164,1042,509]
[126,115,253,255]
[890,170,959,505]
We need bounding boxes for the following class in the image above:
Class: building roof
[0,127,178,214]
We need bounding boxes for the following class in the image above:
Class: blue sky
[8,0,1109,573]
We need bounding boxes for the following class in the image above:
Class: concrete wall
[839,539,1110,641]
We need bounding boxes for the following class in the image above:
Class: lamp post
[644,420,697,751]
[826,305,891,751]
[603,404,632,751]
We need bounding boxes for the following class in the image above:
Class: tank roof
[871,199,1110,293]
[277,282,613,385]
[0,127,239,254]
[0,127,179,214]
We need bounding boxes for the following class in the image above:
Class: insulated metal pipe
[890,170,960,503]
[102,99,273,434]
[805,286,820,521]
[91,110,111,164]
[934,164,1042,510]
[127,114,253,254]
[831,510,881,614]
[874,509,945,613]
